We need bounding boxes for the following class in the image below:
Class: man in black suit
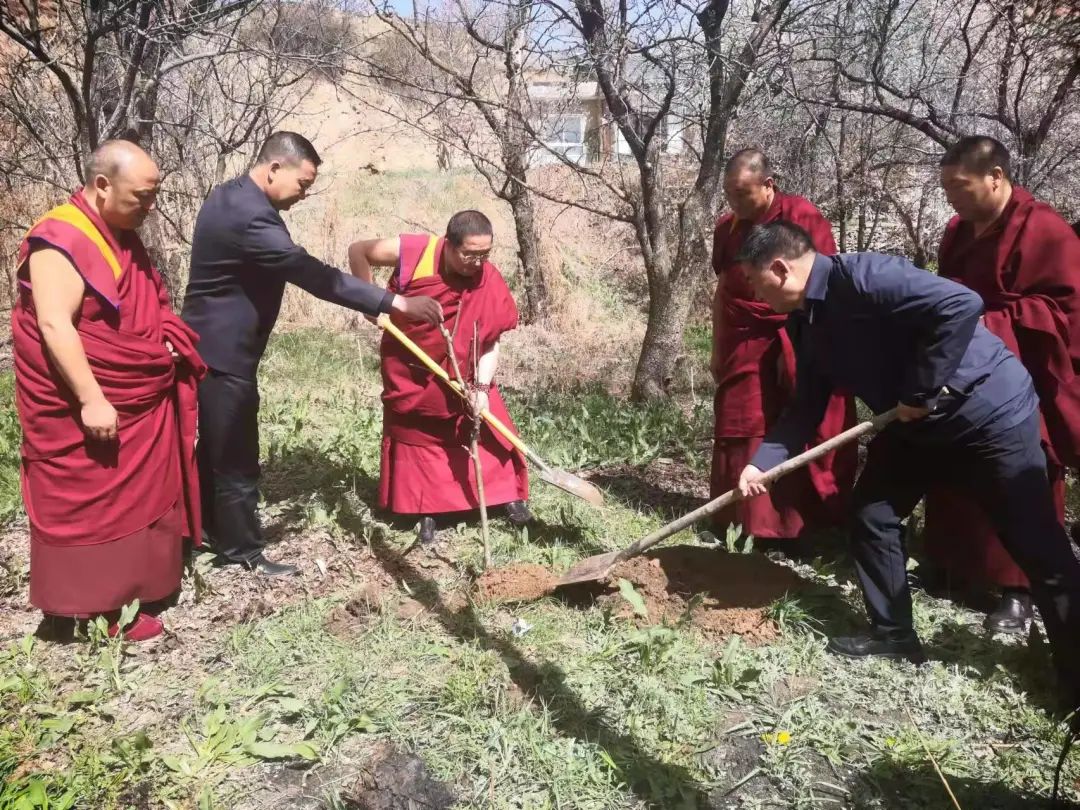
[182,131,442,576]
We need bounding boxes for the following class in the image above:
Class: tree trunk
[633,264,695,401]
[836,116,848,251]
[631,168,705,401]
[499,0,549,324]
[505,183,548,323]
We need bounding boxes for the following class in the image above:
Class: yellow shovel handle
[377,315,532,458]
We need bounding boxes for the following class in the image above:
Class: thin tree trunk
[633,267,696,400]
[836,116,848,251]
[504,172,548,323]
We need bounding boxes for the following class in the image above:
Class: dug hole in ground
[475,545,805,643]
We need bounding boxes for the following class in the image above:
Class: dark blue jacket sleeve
[857,259,984,408]
[750,320,834,471]
[244,210,395,315]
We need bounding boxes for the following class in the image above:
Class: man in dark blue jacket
[735,221,1080,714]
[183,132,443,576]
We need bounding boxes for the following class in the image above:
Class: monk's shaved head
[723,148,776,220]
[724,148,771,180]
[84,139,156,184]
[81,139,160,231]
[940,136,1012,182]
[939,135,1013,224]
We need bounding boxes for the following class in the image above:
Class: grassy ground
[0,329,1078,809]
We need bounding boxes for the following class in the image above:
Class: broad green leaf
[118,599,141,630]
[616,578,648,618]
[353,713,378,733]
[277,697,305,714]
[162,754,189,774]
[0,675,21,692]
[26,780,47,806]
[244,741,319,761]
[42,715,76,736]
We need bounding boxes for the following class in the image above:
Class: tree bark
[505,181,548,323]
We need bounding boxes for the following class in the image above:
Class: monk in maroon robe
[13,141,206,641]
[710,149,856,544]
[349,210,529,544]
[926,135,1080,633]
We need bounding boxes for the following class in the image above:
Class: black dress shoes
[242,553,299,577]
[826,630,927,665]
[983,588,1033,635]
[417,516,438,546]
[504,500,532,527]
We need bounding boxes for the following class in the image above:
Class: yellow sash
[411,234,439,282]
[29,203,124,281]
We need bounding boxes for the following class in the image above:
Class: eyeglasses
[456,248,490,264]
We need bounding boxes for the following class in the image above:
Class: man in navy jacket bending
[736,221,1080,716]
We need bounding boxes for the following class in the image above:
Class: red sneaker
[107,612,163,641]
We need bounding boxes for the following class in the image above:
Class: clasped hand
[467,388,489,419]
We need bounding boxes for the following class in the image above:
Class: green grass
[0,373,22,525]
[0,330,1077,809]
[683,323,711,363]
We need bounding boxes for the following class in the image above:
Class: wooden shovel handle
[613,407,898,564]
[377,315,543,466]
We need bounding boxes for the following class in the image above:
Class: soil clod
[475,546,807,641]
[475,563,557,602]
[341,743,455,809]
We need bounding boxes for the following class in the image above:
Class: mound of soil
[598,546,807,642]
[324,582,387,638]
[474,546,807,642]
[475,564,557,602]
[341,742,455,809]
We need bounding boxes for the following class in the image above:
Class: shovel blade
[540,467,604,507]
[555,550,622,587]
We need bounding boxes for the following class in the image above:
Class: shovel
[556,407,898,586]
[377,315,604,507]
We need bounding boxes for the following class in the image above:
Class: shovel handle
[613,407,899,564]
[378,315,548,470]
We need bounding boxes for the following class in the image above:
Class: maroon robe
[378,234,528,515]
[924,187,1080,588]
[711,192,857,538]
[13,192,206,616]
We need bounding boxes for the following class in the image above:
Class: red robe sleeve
[712,214,735,275]
[1011,206,1080,362]
[1009,206,1080,465]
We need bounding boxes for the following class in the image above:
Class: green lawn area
[0,330,1076,809]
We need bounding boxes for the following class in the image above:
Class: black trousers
[196,369,264,563]
[852,396,1080,698]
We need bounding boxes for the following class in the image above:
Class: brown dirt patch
[394,597,427,621]
[474,564,557,603]
[597,546,808,642]
[325,582,389,638]
[471,546,807,643]
[340,741,456,809]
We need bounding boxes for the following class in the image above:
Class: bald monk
[925,136,1080,633]
[349,210,530,544]
[710,149,856,544]
[12,141,206,641]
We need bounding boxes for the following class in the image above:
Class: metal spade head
[555,550,622,587]
[539,467,604,507]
